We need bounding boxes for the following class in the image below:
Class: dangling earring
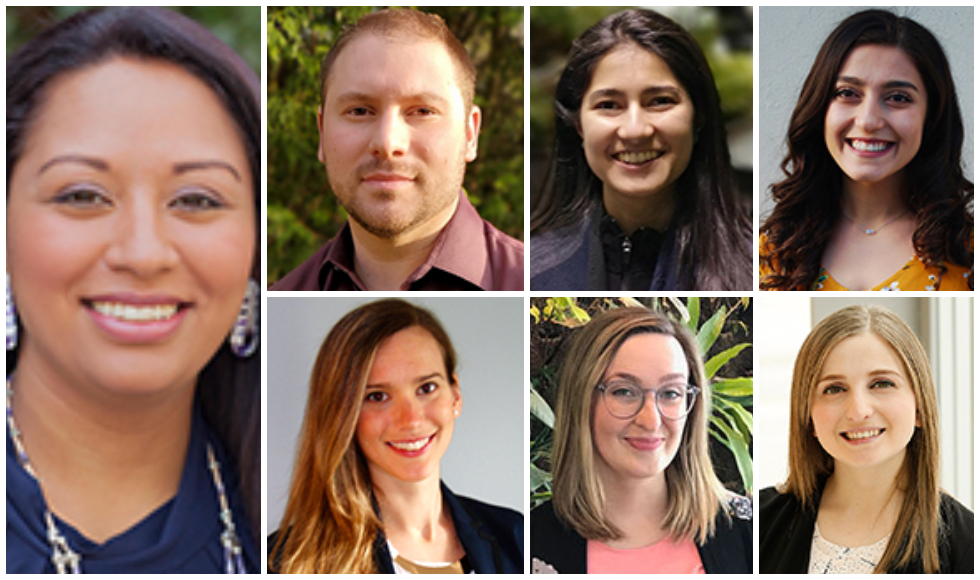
[6,273,17,351]
[229,279,258,358]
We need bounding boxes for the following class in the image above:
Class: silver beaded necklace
[6,379,247,574]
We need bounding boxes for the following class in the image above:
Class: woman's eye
[647,96,677,108]
[365,391,388,403]
[834,87,859,100]
[822,384,845,395]
[594,100,620,110]
[871,379,896,389]
[886,92,913,105]
[608,385,640,400]
[52,187,111,208]
[659,387,684,401]
[418,382,439,395]
[171,191,225,211]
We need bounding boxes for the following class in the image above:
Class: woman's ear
[451,373,462,416]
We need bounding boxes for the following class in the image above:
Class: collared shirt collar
[319,191,488,291]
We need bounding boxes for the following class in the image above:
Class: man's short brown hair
[319,9,477,110]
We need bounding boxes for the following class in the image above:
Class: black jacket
[760,485,974,573]
[530,497,752,573]
[268,482,523,573]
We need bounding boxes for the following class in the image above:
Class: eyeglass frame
[594,381,701,421]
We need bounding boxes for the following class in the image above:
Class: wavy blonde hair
[551,307,729,544]
[784,304,941,573]
[271,299,457,573]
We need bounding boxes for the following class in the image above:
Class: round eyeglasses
[595,380,700,420]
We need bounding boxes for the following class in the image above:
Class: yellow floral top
[810,255,971,291]
[760,234,973,291]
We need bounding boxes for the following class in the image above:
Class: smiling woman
[760,9,973,291]
[759,304,974,573]
[268,299,522,574]
[6,7,261,573]
[531,308,751,574]
[530,8,751,291]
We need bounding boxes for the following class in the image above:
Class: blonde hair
[784,304,940,573]
[271,299,457,573]
[551,307,729,544]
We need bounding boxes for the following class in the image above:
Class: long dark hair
[531,9,751,290]
[761,9,973,290]
[6,7,262,542]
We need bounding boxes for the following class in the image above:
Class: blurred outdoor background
[529,6,753,210]
[267,7,524,284]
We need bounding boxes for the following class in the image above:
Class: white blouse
[808,523,889,574]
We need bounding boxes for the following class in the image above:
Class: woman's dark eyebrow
[174,160,242,181]
[38,154,109,175]
[837,75,920,92]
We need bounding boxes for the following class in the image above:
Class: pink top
[587,537,705,574]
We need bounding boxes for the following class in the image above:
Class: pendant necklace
[6,379,247,574]
[840,207,909,236]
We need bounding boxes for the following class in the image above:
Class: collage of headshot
[5,5,973,575]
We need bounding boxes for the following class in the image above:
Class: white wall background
[758,6,974,221]
[265,296,526,535]
[755,296,973,509]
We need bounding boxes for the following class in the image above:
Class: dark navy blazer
[269,482,523,574]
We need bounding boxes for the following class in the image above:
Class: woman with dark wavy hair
[530,9,751,291]
[7,7,260,572]
[760,9,973,291]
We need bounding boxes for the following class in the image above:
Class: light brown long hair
[550,307,729,544]
[271,299,457,573]
[784,304,941,573]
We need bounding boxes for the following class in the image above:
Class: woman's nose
[632,391,663,429]
[104,199,179,277]
[845,390,874,421]
[617,104,655,141]
[854,99,886,132]
[394,395,424,426]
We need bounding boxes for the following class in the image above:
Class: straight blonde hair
[551,307,729,544]
[271,299,457,573]
[784,304,941,573]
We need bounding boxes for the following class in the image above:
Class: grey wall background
[759,6,974,221]
[266,297,526,534]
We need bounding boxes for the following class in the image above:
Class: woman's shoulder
[450,492,523,531]
[530,501,585,574]
[939,493,974,573]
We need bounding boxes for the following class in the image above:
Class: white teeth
[389,436,431,451]
[844,429,882,441]
[92,302,178,321]
[615,150,660,165]
[850,139,889,152]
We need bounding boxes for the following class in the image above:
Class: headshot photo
[528,7,753,291]
[530,297,752,573]
[759,7,974,291]
[267,7,524,291]
[6,6,261,573]
[267,297,524,573]
[756,296,974,573]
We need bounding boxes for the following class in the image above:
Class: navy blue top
[7,408,259,573]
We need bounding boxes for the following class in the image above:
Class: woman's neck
[596,465,671,549]
[9,355,195,543]
[602,187,675,236]
[372,470,462,563]
[817,460,905,547]
[840,174,910,225]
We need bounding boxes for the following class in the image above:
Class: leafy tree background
[6,7,261,73]
[529,6,753,207]
[267,7,524,284]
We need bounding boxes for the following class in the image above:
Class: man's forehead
[324,33,464,104]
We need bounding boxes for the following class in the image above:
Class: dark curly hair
[531,9,751,290]
[760,9,973,290]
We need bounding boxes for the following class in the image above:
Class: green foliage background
[267,7,524,284]
[6,7,261,73]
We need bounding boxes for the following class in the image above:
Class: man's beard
[331,154,466,240]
